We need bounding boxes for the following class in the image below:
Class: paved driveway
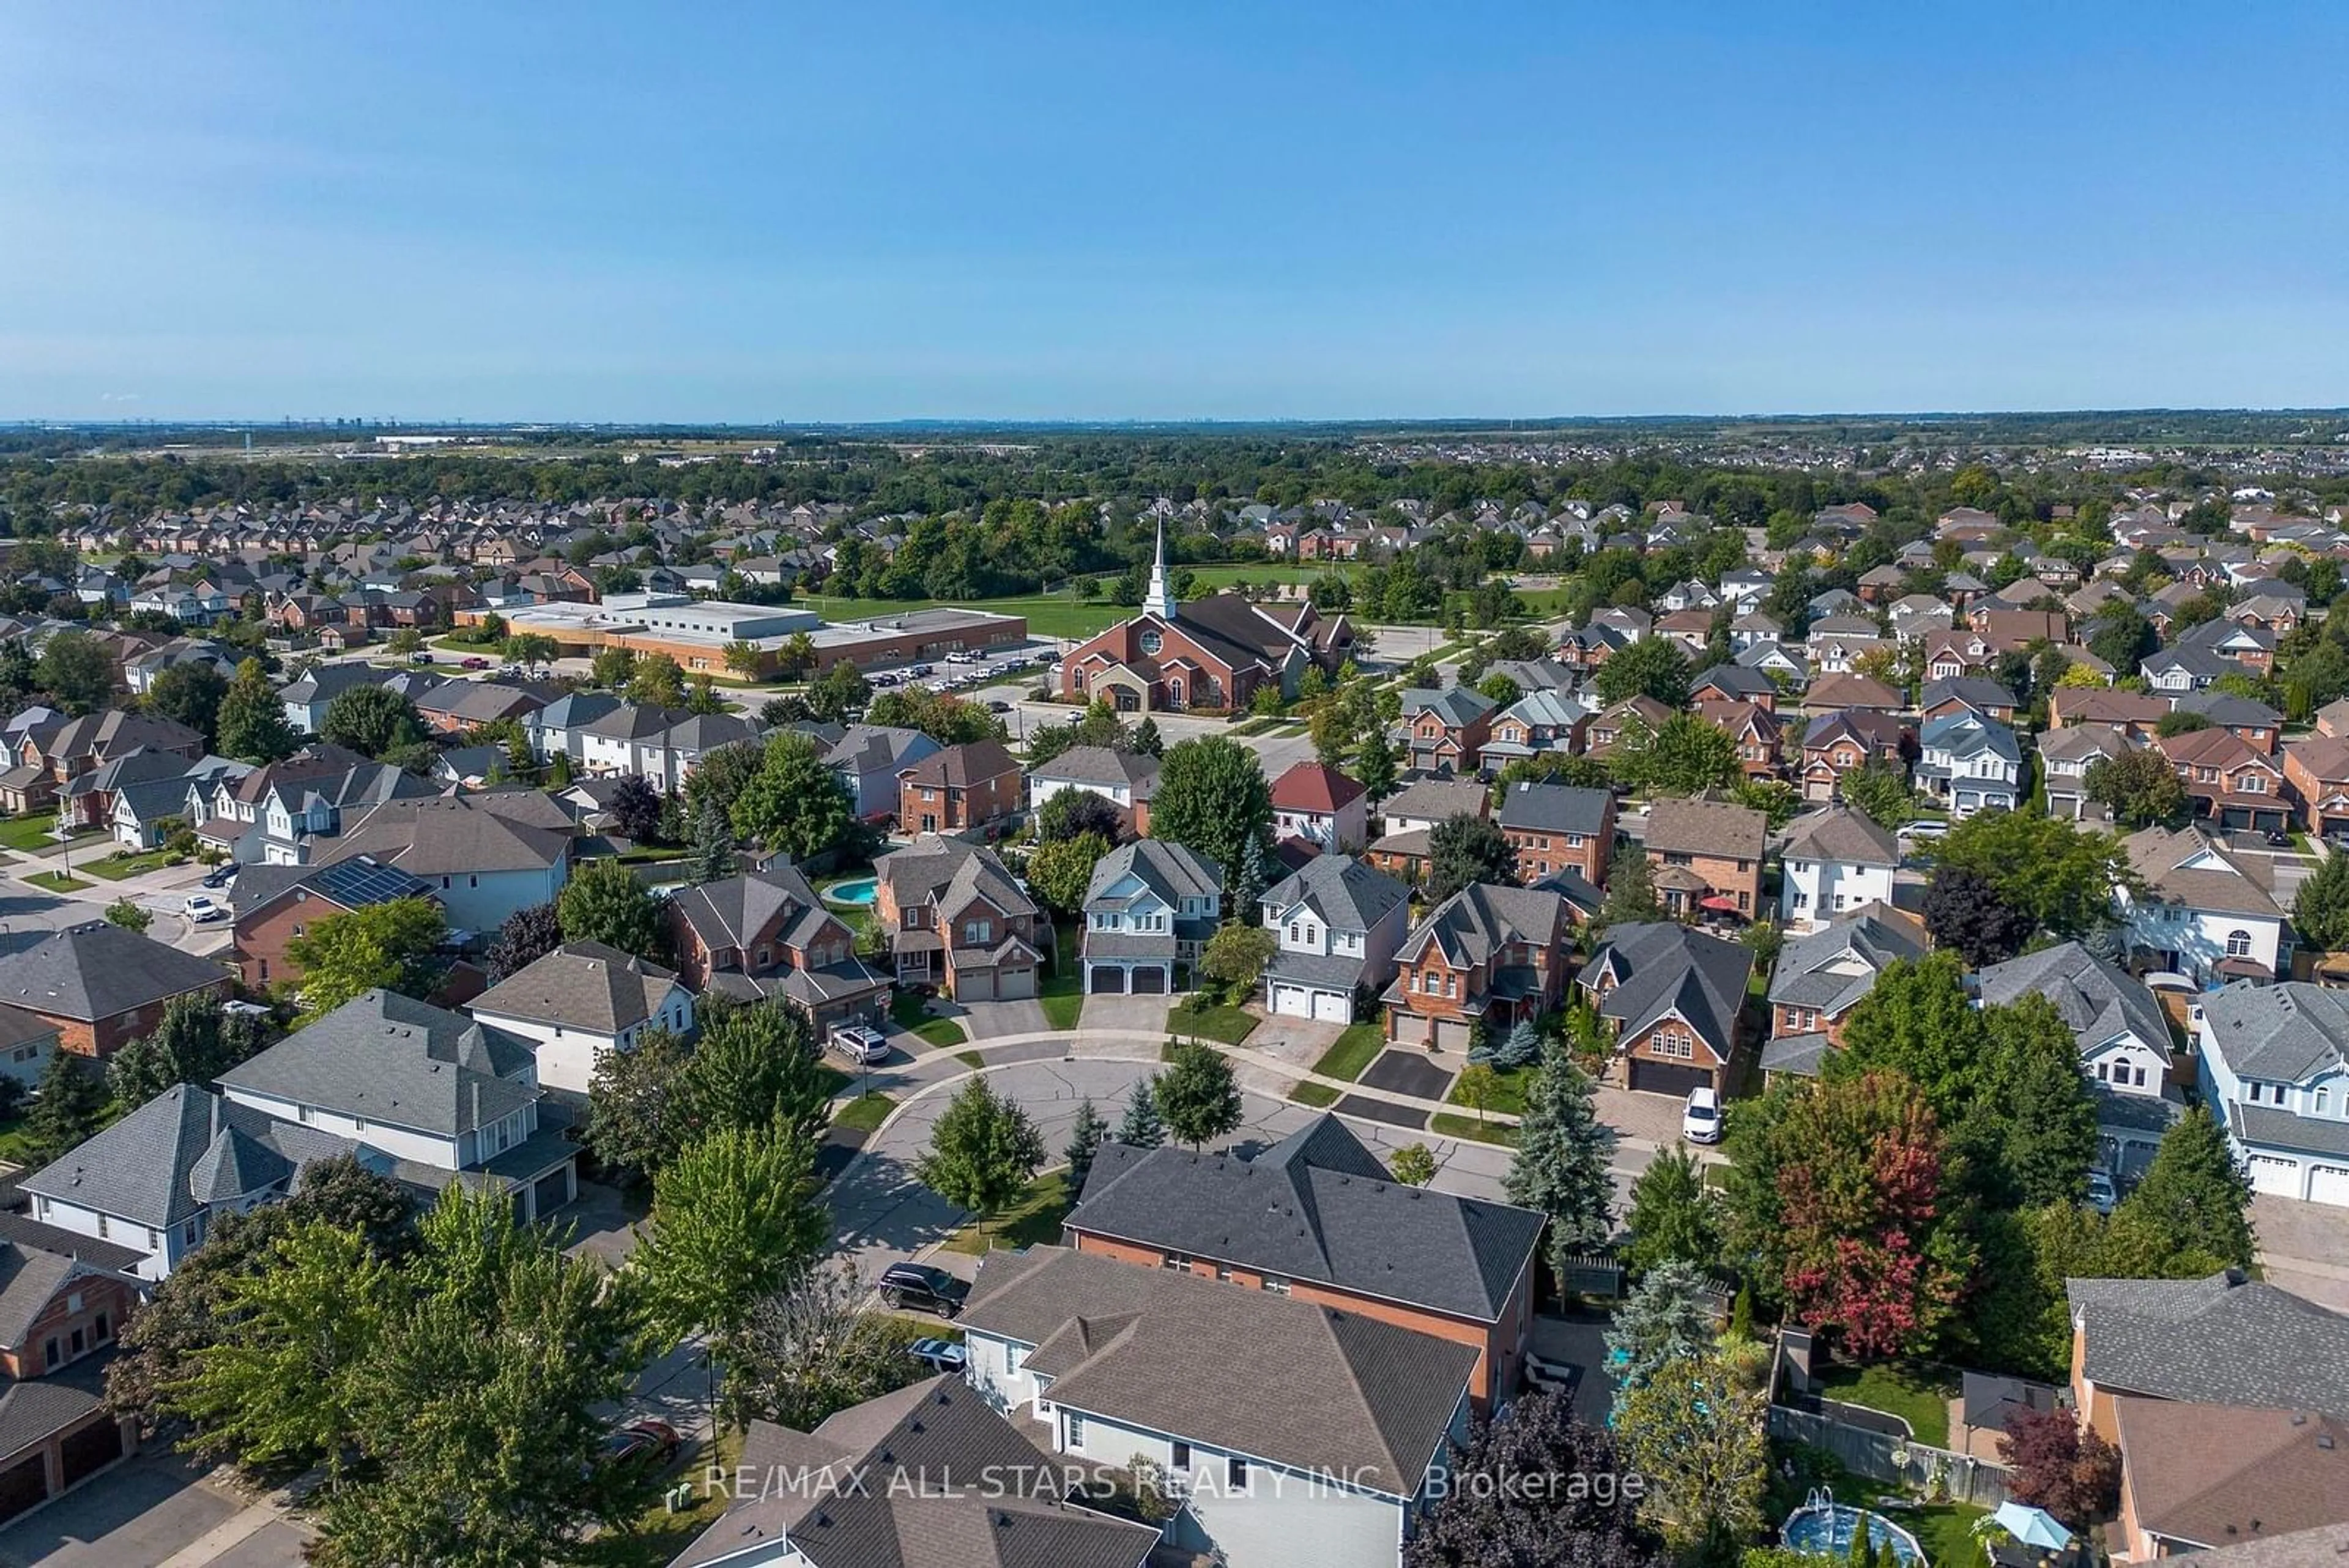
[1080,993,1171,1033]
[2254,1194,2349,1311]
[0,1449,302,1568]
[953,998,1048,1038]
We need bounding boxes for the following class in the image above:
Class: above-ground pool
[1779,1492,1927,1566]
[825,877,878,906]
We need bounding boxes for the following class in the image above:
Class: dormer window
[1140,630,1162,656]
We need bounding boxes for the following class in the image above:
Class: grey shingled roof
[1259,853,1407,935]
[1974,941,2173,1059]
[218,989,536,1138]
[1083,839,1222,914]
[316,794,572,878]
[1066,1114,1542,1323]
[0,923,228,1024]
[19,1083,353,1230]
[1587,921,1753,1060]
[1396,882,1569,971]
[2067,1272,2349,1416]
[1767,910,1925,1018]
[0,1241,80,1351]
[0,1381,102,1460]
[963,1244,1479,1498]
[2171,1524,2349,1566]
[469,940,680,1033]
[1032,745,1160,793]
[1493,780,1611,834]
[2200,983,2349,1085]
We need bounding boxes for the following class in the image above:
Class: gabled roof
[469,941,681,1034]
[1259,853,1407,934]
[1397,882,1569,970]
[1975,941,2172,1056]
[1492,780,1609,835]
[2115,1399,2349,1556]
[1920,675,2017,712]
[877,835,1036,921]
[1068,1113,1542,1323]
[1644,797,1767,860]
[2068,1271,2349,1416]
[962,1244,1479,1498]
[900,739,1020,789]
[2198,983,2349,1085]
[2123,825,2284,919]
[1379,779,1490,825]
[1587,921,1752,1057]
[666,862,833,955]
[1781,806,1898,868]
[1083,839,1222,912]
[1034,745,1160,794]
[1269,760,1365,814]
[218,988,536,1138]
[20,1083,352,1230]
[1402,685,1497,726]
[314,794,571,878]
[0,923,226,1024]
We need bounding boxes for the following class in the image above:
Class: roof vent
[2321,1435,2336,1451]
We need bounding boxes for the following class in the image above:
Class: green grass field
[21,871,89,893]
[889,992,967,1047]
[1310,1024,1385,1082]
[943,1170,1072,1255]
[0,818,66,853]
[1165,1002,1257,1046]
[1450,1061,1534,1118]
[1040,929,1083,1029]
[1429,1111,1519,1148]
[82,848,184,880]
[796,563,1326,643]
[1289,1080,1341,1107]
[832,1091,896,1135]
[1814,1362,1958,1447]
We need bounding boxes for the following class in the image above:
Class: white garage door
[1272,984,1313,1019]
[2249,1154,2303,1197]
[2310,1165,2349,1206]
[1311,989,1350,1024]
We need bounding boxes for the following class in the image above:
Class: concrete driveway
[0,1449,302,1568]
[2254,1194,2349,1311]
[953,998,1048,1039]
[1080,992,1171,1033]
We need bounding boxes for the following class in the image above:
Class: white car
[828,1023,889,1066]
[2085,1168,2118,1215]
[1901,819,1950,841]
[1682,1085,1723,1145]
[182,894,225,923]
[906,1337,967,1375]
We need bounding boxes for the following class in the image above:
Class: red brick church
[1059,526,1354,715]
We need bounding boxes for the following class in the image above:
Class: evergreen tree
[689,801,738,886]
[1622,1143,1720,1276]
[1598,849,1664,928]
[2119,1105,2255,1268]
[217,658,298,764]
[1064,1097,1107,1191]
[1353,730,1398,801]
[1131,716,1163,757]
[1114,1077,1165,1148]
[1604,1260,1716,1400]
[1505,1052,1616,1280]
[1493,1016,1543,1068]
[1233,832,1268,921]
[21,1052,108,1169]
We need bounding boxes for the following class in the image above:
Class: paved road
[0,855,225,959]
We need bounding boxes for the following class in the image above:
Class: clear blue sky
[4,2,2345,422]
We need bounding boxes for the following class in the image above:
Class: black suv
[879,1261,968,1318]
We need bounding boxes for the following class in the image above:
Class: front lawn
[1039,926,1082,1030]
[954,1049,986,1071]
[1290,1080,1341,1107]
[83,847,184,881]
[0,817,70,853]
[576,1424,743,1568]
[832,1091,896,1135]
[1430,1111,1519,1147]
[1310,1022,1385,1082]
[1165,1001,1256,1046]
[21,871,88,893]
[891,992,968,1047]
[1449,1061,1535,1118]
[1814,1361,1958,1447]
[943,1170,1072,1255]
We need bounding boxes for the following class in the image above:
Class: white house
[1267,760,1370,852]
[1081,839,1222,995]
[314,795,574,931]
[2196,981,2349,1205]
[1258,854,1410,1022]
[2117,825,2291,987]
[578,705,760,792]
[1975,941,2182,1180]
[1916,712,2023,818]
[1026,745,1160,823]
[1778,807,1899,931]
[465,940,696,1094]
[959,1245,1477,1568]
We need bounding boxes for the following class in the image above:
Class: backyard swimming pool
[1779,1492,1926,1566]
[826,877,878,906]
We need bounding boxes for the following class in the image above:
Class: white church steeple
[1143,518,1178,620]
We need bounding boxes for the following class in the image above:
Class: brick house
[663,863,889,1031]
[2154,726,2290,833]
[2284,734,2349,838]
[1798,709,1911,803]
[1382,883,1572,1052]
[228,855,437,991]
[1759,909,1926,1082]
[1642,797,1768,921]
[1586,695,1673,758]
[2048,688,2170,740]
[1492,781,1613,887]
[1697,699,1784,779]
[1063,1115,1545,1408]
[896,739,1022,836]
[874,834,1047,1002]
[1581,920,1753,1097]
[0,1237,139,1380]
[0,924,232,1058]
[1401,686,1497,778]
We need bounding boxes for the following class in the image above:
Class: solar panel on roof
[311,857,428,908]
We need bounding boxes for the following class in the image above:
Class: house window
[1261,1276,1290,1296]
[1140,630,1162,656]
[1067,1412,1088,1446]
[1173,1441,1191,1470]
[1227,1456,1249,1491]
[964,920,992,945]
[2320,1087,2330,1113]
[2226,929,2254,959]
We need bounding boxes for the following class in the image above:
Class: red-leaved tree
[1998,1405,2121,1526]
[1767,1071,1973,1359]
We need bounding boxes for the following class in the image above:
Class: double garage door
[1628,1059,1713,1098]
[2247,1154,2349,1205]
[1087,967,1166,994]
[962,967,1037,1002]
[1271,984,1351,1023]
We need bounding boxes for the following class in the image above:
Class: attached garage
[960,970,998,1003]
[1272,983,1313,1019]
[0,1455,42,1527]
[1630,1059,1713,1098]
[1132,966,1167,994]
[532,1165,575,1220]
[995,966,1036,1001]
[2249,1153,2303,1197]
[57,1418,121,1489]
[2310,1164,2349,1207]
[1431,1017,1475,1052]
[1088,966,1126,995]
[1388,1013,1433,1047]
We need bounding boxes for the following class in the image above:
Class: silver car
[828,1023,888,1066]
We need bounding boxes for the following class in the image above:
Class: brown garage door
[1088,967,1126,994]
[532,1166,573,1219]
[1132,966,1167,994]
[0,1454,43,1525]
[58,1417,121,1488]
[1628,1059,1712,1098]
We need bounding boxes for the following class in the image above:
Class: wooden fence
[1767,1402,2012,1510]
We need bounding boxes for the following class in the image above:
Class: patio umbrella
[1994,1501,2073,1550]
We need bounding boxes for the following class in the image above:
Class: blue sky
[3,2,2345,421]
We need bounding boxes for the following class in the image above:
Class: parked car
[201,863,239,889]
[182,894,225,923]
[1901,820,1950,841]
[2266,829,2295,848]
[827,1022,888,1066]
[461,656,489,670]
[907,1337,967,1375]
[1681,1085,1721,1145]
[879,1261,967,1318]
[2085,1167,2118,1216]
[602,1418,681,1471]
[410,650,435,664]
[221,999,272,1020]
[987,700,1012,713]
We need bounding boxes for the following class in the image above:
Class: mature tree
[864,688,1003,746]
[722,1261,930,1431]
[1594,637,1692,708]
[639,1123,829,1343]
[607,774,664,844]
[319,685,425,758]
[1026,830,1111,915]
[1841,758,1913,828]
[1426,812,1516,902]
[1923,864,2037,965]
[2087,606,2156,671]
[1999,1405,2121,1528]
[1199,922,1277,998]
[1598,848,1666,928]
[1036,786,1125,845]
[1935,811,2126,942]
[2085,749,2191,829]
[1479,1016,1543,1069]
[916,1077,1047,1230]
[1149,736,1270,885]
[1616,712,1739,797]
[283,896,448,1016]
[217,658,299,764]
[730,731,855,862]
[626,652,688,706]
[108,994,269,1107]
[1064,1098,1108,1191]
[1983,994,2102,1209]
[1722,1072,1974,1359]
[34,628,116,713]
[1156,1042,1244,1148]
[2120,1105,2255,1268]
[1604,1260,1717,1400]
[1506,1054,1616,1281]
[1403,1390,1669,1568]
[1353,730,1398,801]
[590,645,637,689]
[1389,1143,1438,1186]
[681,738,766,825]
[1233,831,1269,918]
[805,660,870,724]
[556,856,666,962]
[2296,848,2349,952]
[688,801,738,886]
[1113,1077,1165,1148]
[1615,1353,1770,1555]
[486,901,564,981]
[584,1025,696,1185]
[685,1000,836,1146]
[20,1052,108,1169]
[1830,954,1990,1116]
[103,895,151,932]
[1131,715,1164,757]
[150,662,229,745]
[1622,1143,1720,1276]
